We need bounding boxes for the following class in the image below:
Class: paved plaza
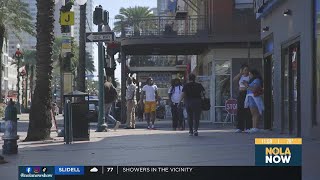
[0,114,319,180]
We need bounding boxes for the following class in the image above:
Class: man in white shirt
[125,77,136,129]
[168,78,184,130]
[139,77,158,129]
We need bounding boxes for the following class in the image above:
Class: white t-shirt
[168,85,183,103]
[239,75,250,88]
[142,85,158,102]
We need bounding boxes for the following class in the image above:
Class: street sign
[86,32,114,42]
[61,33,71,54]
[60,12,75,25]
[225,99,237,115]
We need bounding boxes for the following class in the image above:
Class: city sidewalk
[0,118,319,180]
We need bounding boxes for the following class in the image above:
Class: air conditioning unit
[175,0,188,20]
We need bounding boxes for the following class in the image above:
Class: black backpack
[105,85,118,103]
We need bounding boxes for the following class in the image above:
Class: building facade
[8,0,37,56]
[2,38,18,101]
[73,0,94,58]
[254,0,320,139]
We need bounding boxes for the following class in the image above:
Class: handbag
[253,87,264,97]
[201,95,211,111]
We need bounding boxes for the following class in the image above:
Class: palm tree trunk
[0,25,5,103]
[77,3,86,93]
[25,0,55,141]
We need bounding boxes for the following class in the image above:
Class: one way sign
[86,32,114,42]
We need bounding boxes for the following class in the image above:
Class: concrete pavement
[0,115,319,180]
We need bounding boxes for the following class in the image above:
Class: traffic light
[63,52,74,72]
[103,10,109,25]
[93,5,103,25]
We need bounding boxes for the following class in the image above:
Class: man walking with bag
[104,76,121,130]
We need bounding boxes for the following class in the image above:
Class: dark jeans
[236,91,252,131]
[171,103,183,129]
[186,98,202,133]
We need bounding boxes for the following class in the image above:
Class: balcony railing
[118,15,207,38]
[129,55,186,67]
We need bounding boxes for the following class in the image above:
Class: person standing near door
[168,78,184,131]
[243,69,265,134]
[139,77,158,130]
[233,64,252,133]
[179,74,205,136]
[125,77,136,129]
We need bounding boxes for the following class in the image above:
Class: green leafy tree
[0,0,35,102]
[25,0,55,141]
[113,6,154,35]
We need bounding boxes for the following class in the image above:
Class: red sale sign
[225,99,237,115]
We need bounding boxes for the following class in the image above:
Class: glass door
[282,42,300,136]
[213,60,231,123]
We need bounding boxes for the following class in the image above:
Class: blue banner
[168,0,177,13]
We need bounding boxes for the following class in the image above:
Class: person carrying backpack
[104,76,121,130]
[168,78,184,130]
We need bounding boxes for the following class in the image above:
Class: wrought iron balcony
[117,15,207,38]
[128,55,186,68]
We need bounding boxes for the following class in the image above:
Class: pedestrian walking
[139,77,158,130]
[243,69,265,134]
[180,74,205,136]
[125,77,136,129]
[104,76,121,130]
[233,64,252,133]
[168,78,184,130]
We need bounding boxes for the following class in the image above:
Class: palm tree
[113,6,154,36]
[85,52,95,74]
[25,0,55,141]
[0,0,34,102]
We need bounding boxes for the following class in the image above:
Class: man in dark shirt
[180,74,205,136]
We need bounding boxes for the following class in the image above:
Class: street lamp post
[14,44,22,114]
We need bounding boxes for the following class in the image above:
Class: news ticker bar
[19,166,302,180]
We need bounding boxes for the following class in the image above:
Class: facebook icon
[26,167,32,174]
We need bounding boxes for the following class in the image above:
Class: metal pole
[96,25,107,132]
[16,56,21,114]
[120,48,126,124]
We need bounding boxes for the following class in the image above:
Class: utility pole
[94,5,107,132]
[60,0,75,109]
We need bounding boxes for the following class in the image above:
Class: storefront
[256,0,318,138]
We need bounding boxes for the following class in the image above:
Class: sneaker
[194,130,198,136]
[189,132,193,136]
[249,128,259,134]
[151,125,156,130]
[147,126,151,129]
[244,129,251,133]
[114,121,121,130]
[235,129,242,133]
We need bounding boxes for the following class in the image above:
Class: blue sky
[92,0,157,81]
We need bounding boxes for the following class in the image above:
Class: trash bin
[64,91,89,143]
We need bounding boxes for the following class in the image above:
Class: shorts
[247,96,257,108]
[144,101,157,113]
